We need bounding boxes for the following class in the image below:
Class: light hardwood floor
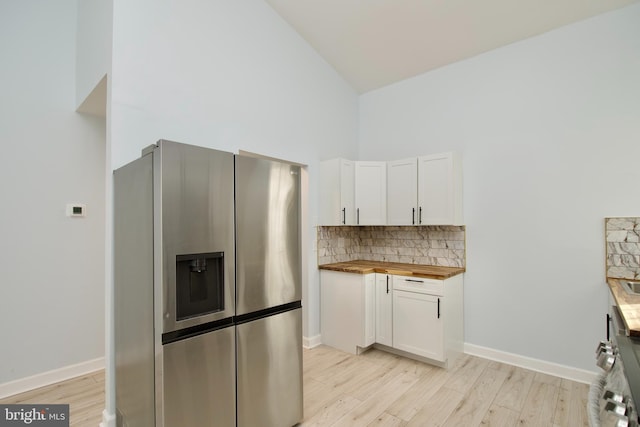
[0,370,105,427]
[302,346,589,427]
[0,345,589,427]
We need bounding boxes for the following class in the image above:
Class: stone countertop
[608,278,640,338]
[318,260,465,280]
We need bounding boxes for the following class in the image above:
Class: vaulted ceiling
[264,0,639,93]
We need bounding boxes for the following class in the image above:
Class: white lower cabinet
[322,270,463,366]
[393,290,443,360]
[364,275,375,347]
[390,274,463,365]
[375,274,393,347]
[320,270,375,355]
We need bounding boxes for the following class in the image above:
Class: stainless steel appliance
[588,287,640,426]
[234,155,303,427]
[114,140,302,427]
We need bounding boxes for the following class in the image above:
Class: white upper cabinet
[387,158,418,225]
[417,152,463,225]
[319,158,355,225]
[387,152,463,226]
[319,152,462,226]
[355,161,387,225]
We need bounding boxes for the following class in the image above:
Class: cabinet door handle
[412,208,415,225]
[607,313,611,341]
[405,278,424,283]
[357,208,360,224]
[342,207,346,225]
[386,275,389,294]
[419,206,423,224]
[437,298,440,319]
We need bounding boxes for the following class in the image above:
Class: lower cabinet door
[393,290,444,361]
[362,273,376,347]
[375,274,393,346]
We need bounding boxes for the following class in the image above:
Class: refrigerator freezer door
[235,156,301,315]
[237,308,303,427]
[159,141,236,333]
[162,327,236,427]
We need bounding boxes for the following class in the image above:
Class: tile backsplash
[606,217,640,280]
[317,225,466,267]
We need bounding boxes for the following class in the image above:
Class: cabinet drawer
[393,276,444,296]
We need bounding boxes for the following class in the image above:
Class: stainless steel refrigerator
[114,140,302,427]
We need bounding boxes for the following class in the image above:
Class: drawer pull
[405,279,424,283]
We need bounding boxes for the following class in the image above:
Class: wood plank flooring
[0,370,104,427]
[0,345,589,427]
[302,346,589,427]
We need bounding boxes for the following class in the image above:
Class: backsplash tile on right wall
[606,217,640,280]
[317,225,466,267]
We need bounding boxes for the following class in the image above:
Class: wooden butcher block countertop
[318,260,465,280]
[608,278,640,338]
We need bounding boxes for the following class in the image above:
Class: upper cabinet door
[319,158,355,225]
[355,161,387,225]
[417,152,463,225]
[387,158,418,225]
[340,160,356,225]
[319,152,462,226]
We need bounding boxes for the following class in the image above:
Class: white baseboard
[464,343,598,384]
[0,357,105,399]
[303,335,322,349]
[99,409,116,427]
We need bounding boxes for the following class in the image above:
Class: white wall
[359,4,640,372]
[110,0,358,342]
[76,0,112,110]
[0,0,106,384]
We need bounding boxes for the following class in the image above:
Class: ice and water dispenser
[175,252,225,320]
